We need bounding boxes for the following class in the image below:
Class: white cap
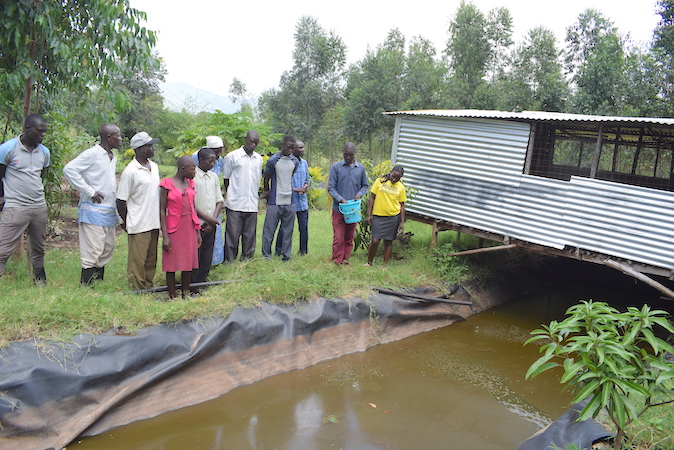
[205,136,224,149]
[130,131,159,149]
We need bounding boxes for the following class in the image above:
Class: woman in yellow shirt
[364,166,406,266]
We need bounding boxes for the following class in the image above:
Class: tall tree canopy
[564,9,625,114]
[0,0,157,118]
[260,16,346,151]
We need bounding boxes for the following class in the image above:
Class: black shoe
[94,267,105,281]
[33,267,47,285]
[81,267,96,285]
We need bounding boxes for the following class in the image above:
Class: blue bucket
[339,199,362,224]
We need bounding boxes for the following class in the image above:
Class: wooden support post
[431,219,439,250]
[604,259,674,299]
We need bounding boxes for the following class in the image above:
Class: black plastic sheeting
[0,291,469,450]
[517,400,612,450]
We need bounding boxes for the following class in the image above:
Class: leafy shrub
[525,301,674,450]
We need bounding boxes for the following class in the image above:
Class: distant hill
[159,82,239,114]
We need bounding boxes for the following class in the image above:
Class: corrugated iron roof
[384,109,674,126]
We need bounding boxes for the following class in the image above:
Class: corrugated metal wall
[394,115,674,271]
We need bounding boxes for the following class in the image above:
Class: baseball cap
[130,131,159,149]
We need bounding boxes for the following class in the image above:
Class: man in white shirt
[222,130,262,262]
[63,123,121,284]
[192,148,224,283]
[116,132,160,290]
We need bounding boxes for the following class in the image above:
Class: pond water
[72,283,670,449]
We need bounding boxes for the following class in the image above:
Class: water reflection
[74,283,669,449]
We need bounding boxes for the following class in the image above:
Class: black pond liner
[0,290,471,450]
[1,256,653,450]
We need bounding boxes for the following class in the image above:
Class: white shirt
[222,146,262,213]
[194,166,224,225]
[63,144,118,226]
[116,158,160,234]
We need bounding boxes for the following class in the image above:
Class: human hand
[162,238,171,252]
[92,192,104,203]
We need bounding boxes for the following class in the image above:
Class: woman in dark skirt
[364,165,406,266]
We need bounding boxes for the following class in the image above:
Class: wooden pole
[445,244,517,257]
[373,287,473,306]
[604,259,674,299]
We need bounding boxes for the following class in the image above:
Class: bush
[525,301,674,450]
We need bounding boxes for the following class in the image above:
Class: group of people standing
[0,115,407,296]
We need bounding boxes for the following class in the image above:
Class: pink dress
[160,178,200,272]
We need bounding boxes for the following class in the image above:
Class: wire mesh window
[529,123,674,191]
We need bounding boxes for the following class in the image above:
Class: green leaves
[524,300,674,439]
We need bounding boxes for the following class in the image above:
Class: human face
[200,154,216,172]
[108,127,122,149]
[212,147,223,158]
[389,170,403,184]
[281,140,295,156]
[183,162,197,179]
[24,120,47,146]
[136,143,155,160]
[244,134,260,153]
[343,148,356,165]
[293,141,305,158]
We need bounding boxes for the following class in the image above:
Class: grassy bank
[0,209,465,345]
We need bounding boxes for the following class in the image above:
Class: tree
[444,1,490,107]
[344,29,406,155]
[260,15,346,156]
[402,36,449,110]
[0,0,157,118]
[564,9,625,114]
[525,301,674,450]
[444,2,513,108]
[499,27,567,112]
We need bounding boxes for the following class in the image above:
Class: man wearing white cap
[116,131,161,290]
[192,136,225,265]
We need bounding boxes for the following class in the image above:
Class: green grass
[0,208,467,345]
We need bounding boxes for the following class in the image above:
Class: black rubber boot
[33,267,47,285]
[93,267,105,281]
[81,268,96,285]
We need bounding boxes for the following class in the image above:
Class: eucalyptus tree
[260,15,346,161]
[444,1,513,108]
[0,0,157,119]
[500,26,568,112]
[403,36,449,110]
[344,29,407,156]
[564,9,625,115]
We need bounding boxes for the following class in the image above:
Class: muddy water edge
[71,277,673,450]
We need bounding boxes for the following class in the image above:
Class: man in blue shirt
[275,140,310,256]
[0,114,50,283]
[327,142,368,265]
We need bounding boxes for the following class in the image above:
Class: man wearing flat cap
[116,131,161,290]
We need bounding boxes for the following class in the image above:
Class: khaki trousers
[79,222,115,269]
[127,229,159,290]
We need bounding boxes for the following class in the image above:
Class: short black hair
[198,147,216,161]
[24,113,46,127]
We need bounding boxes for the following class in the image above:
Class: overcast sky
[130,0,661,98]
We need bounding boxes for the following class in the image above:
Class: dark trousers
[192,225,216,283]
[275,209,308,255]
[224,208,257,261]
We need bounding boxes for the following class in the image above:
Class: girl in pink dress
[159,156,201,298]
